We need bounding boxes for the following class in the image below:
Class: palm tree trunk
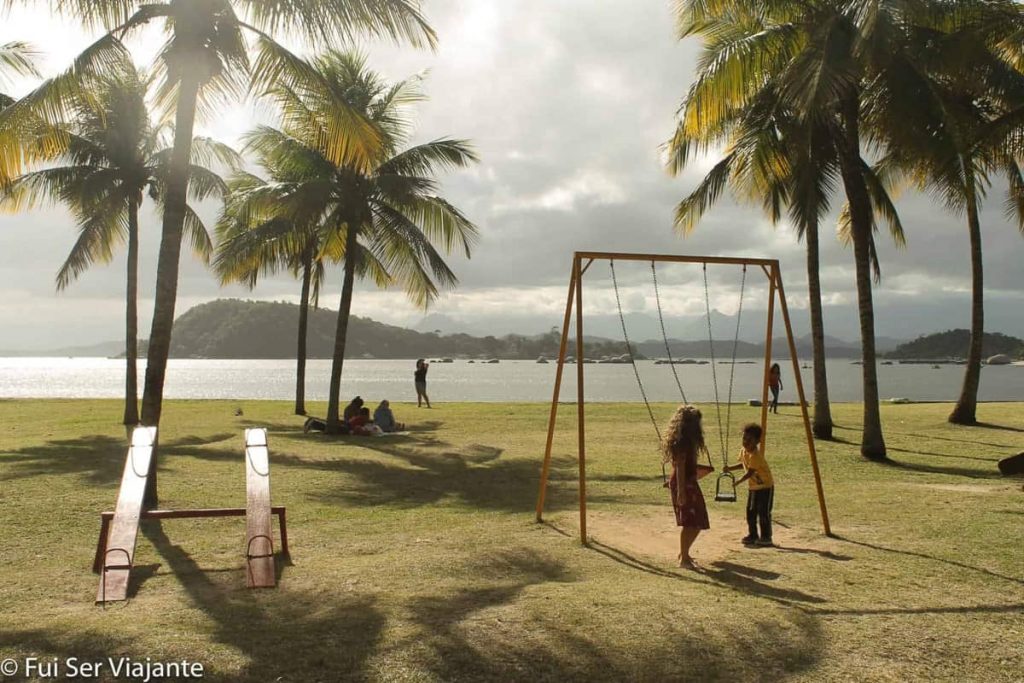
[326,228,359,433]
[295,255,312,416]
[140,74,200,507]
[806,220,833,440]
[123,199,140,426]
[839,95,886,460]
[949,167,984,425]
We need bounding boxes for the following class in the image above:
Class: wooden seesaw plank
[96,426,156,604]
[244,428,275,588]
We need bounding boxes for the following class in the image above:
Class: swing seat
[714,472,738,503]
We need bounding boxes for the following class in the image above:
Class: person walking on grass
[768,363,783,413]
[414,359,431,408]
[724,423,775,547]
[662,405,715,569]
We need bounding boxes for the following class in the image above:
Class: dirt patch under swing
[586,505,836,565]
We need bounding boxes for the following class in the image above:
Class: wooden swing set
[535,252,831,543]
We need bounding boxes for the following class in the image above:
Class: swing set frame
[534,251,831,543]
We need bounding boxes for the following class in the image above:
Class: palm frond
[673,153,736,235]
[55,192,129,289]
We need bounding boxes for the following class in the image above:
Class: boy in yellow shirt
[724,423,774,547]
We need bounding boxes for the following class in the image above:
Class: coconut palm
[667,70,843,440]
[866,2,1024,424]
[672,0,932,460]
[248,50,478,432]
[0,60,237,426]
[9,0,436,433]
[6,0,434,506]
[214,170,336,417]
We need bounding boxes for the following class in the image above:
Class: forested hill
[884,329,1024,359]
[167,299,632,360]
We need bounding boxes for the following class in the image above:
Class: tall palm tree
[673,0,924,460]
[12,2,434,393]
[215,170,336,416]
[10,0,435,506]
[867,2,1024,424]
[666,75,841,440]
[249,50,479,433]
[0,60,237,426]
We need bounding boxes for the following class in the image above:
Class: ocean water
[1,357,1022,403]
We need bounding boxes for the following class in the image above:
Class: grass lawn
[1,398,1022,682]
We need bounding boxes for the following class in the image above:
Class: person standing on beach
[414,359,431,408]
[768,363,783,414]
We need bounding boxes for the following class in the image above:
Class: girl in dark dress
[662,405,714,568]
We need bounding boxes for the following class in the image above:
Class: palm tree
[672,0,925,460]
[9,0,434,506]
[0,60,237,427]
[866,2,1024,424]
[248,50,479,432]
[14,0,436,425]
[666,75,841,440]
[215,170,336,416]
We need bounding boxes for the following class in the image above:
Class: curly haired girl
[662,405,714,568]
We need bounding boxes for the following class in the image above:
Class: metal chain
[610,260,666,482]
[723,266,747,465]
[702,263,727,466]
[651,261,688,405]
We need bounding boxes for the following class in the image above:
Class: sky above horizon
[1,1,1023,352]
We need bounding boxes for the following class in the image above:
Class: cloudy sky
[1,1,1022,352]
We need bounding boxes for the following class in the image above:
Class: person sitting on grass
[348,407,381,436]
[343,396,364,424]
[723,423,775,547]
[373,400,404,432]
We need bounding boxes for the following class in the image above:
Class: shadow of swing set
[535,251,832,542]
[92,427,289,604]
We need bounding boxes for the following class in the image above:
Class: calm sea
[1,357,1022,403]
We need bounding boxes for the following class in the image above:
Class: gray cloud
[0,1,1022,352]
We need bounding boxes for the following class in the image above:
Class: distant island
[164,299,630,360]
[883,329,1024,361]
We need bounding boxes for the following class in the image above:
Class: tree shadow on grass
[879,457,1004,481]
[271,444,593,515]
[139,522,385,682]
[973,421,1024,433]
[832,534,1023,587]
[886,446,1004,463]
[888,430,1018,451]
[407,547,825,681]
[0,435,127,484]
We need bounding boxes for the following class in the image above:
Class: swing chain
[610,260,666,482]
[702,264,727,466]
[723,265,747,465]
[651,261,688,405]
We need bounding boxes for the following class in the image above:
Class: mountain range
[0,298,910,359]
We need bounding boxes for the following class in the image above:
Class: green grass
[1,399,1022,682]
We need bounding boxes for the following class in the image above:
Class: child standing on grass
[724,423,775,547]
[662,405,715,568]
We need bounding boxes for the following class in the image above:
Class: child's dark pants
[746,487,774,541]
